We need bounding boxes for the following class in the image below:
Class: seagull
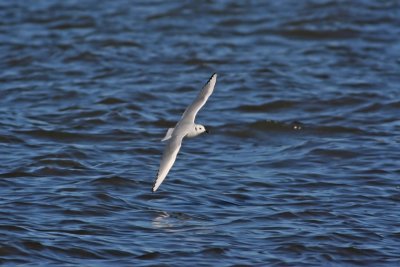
[152,73,217,192]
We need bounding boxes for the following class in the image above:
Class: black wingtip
[205,73,217,86]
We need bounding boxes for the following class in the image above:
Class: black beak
[205,129,209,134]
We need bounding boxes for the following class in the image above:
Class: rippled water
[1,0,400,266]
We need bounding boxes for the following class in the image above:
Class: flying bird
[152,73,217,192]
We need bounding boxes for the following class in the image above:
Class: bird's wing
[180,73,217,124]
[152,135,183,192]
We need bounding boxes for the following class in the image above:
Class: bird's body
[152,73,217,192]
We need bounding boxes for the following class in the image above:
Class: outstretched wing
[152,135,183,192]
[180,73,217,124]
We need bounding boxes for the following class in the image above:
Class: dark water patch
[0,170,38,179]
[312,125,368,136]
[20,240,45,251]
[48,18,97,30]
[354,101,400,115]
[277,28,360,40]
[63,51,100,64]
[35,159,88,169]
[58,219,87,225]
[100,249,134,257]
[238,100,297,112]
[58,107,106,117]
[96,97,126,105]
[136,251,162,260]
[74,118,106,127]
[241,181,275,189]
[0,244,29,258]
[61,229,97,236]
[58,247,105,259]
[335,246,384,258]
[14,129,111,143]
[0,224,29,233]
[201,247,227,256]
[126,103,142,111]
[33,147,89,160]
[88,37,142,48]
[61,208,111,217]
[221,120,305,139]
[31,166,85,177]
[309,148,362,159]
[223,193,252,202]
[269,211,299,220]
[340,81,383,90]
[0,134,25,144]
[249,120,302,132]
[89,175,137,187]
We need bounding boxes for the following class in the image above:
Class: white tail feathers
[161,128,174,141]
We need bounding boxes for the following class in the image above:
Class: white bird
[152,73,217,192]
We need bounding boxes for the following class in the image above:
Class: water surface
[1,0,399,266]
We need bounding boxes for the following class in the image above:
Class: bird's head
[195,124,209,134]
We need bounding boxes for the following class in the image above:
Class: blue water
[0,0,399,266]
